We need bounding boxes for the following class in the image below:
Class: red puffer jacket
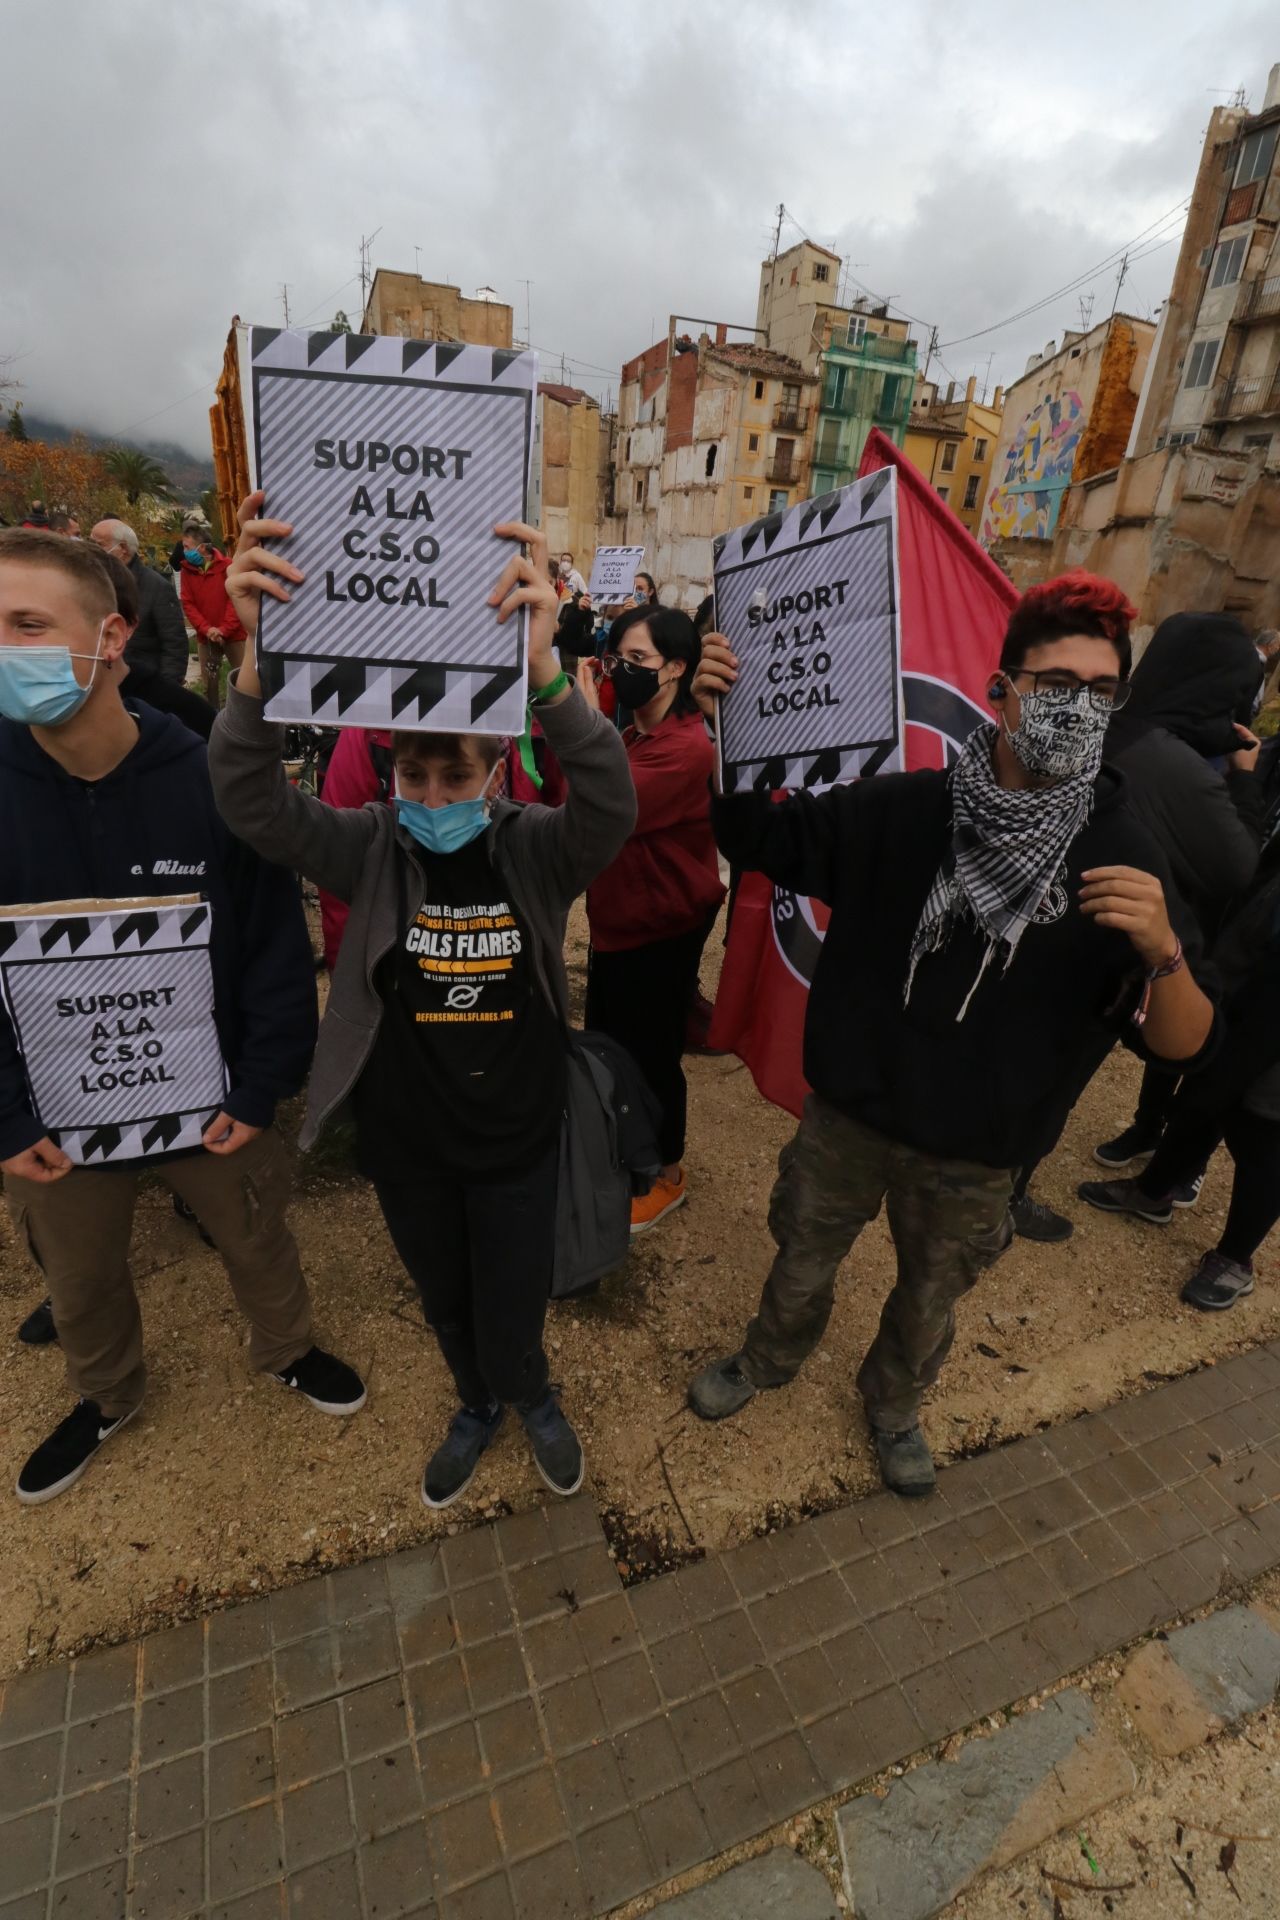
[179,550,247,645]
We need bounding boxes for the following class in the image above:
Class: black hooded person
[1103,612,1264,933]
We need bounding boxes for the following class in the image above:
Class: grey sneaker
[1076,1178,1173,1225]
[423,1402,503,1509]
[1180,1251,1254,1312]
[688,1354,760,1421]
[520,1393,584,1497]
[1011,1193,1074,1243]
[873,1426,936,1498]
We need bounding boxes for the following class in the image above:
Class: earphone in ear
[987,678,1006,702]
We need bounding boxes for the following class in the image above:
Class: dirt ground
[1,901,1276,1676]
[939,1579,1280,1920]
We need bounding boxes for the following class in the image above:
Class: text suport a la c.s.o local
[746,576,851,719]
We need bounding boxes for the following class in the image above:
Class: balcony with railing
[773,402,810,431]
[767,453,799,486]
[1241,275,1280,324]
[1210,366,1280,419]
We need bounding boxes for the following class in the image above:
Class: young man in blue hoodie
[0,528,366,1504]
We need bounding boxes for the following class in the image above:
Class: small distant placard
[0,897,228,1164]
[587,546,647,602]
[243,325,537,735]
[712,469,903,792]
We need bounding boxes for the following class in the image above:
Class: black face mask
[611,658,664,708]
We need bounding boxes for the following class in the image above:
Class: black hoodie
[711,764,1215,1171]
[1103,613,1263,929]
[0,702,316,1161]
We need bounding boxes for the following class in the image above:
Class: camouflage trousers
[740,1095,1014,1431]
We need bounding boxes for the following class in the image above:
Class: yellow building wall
[362,272,514,347]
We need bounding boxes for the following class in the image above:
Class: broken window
[705,443,718,477]
[813,262,830,282]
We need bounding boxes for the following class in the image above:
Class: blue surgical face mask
[395,771,498,855]
[183,547,204,566]
[0,624,105,727]
[633,587,648,604]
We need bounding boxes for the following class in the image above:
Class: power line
[938,198,1190,348]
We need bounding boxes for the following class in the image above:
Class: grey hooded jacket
[208,683,636,1149]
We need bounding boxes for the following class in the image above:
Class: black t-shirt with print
[354,839,566,1182]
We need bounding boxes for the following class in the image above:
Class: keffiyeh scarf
[904,723,1096,1021]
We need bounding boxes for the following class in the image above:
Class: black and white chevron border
[713,465,894,574]
[258,654,524,730]
[723,741,896,795]
[0,902,210,965]
[249,327,536,390]
[50,1111,221,1164]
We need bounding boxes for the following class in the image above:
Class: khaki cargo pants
[741,1095,1014,1431]
[6,1128,313,1419]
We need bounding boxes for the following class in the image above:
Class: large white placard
[587,546,647,602]
[0,898,228,1164]
[244,326,537,736]
[713,469,903,793]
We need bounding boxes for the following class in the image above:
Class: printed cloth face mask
[1003,684,1110,784]
[395,770,499,855]
[0,622,105,727]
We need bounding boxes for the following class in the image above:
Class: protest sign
[587,546,647,603]
[242,325,537,735]
[712,468,902,793]
[0,897,228,1164]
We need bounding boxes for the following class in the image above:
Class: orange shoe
[630,1171,687,1236]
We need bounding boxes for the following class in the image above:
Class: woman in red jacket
[579,606,725,1232]
[179,535,248,706]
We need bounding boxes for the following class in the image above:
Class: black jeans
[1140,1105,1280,1266]
[374,1146,557,1411]
[586,919,712,1166]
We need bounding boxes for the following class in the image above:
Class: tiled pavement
[6,1344,1280,1920]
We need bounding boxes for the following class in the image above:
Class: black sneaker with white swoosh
[272,1347,367,1415]
[16,1399,142,1505]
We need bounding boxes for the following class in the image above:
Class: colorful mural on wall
[981,388,1085,544]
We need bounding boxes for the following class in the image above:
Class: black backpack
[551,1031,662,1299]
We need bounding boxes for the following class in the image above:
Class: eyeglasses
[1006,669,1132,712]
[599,652,660,676]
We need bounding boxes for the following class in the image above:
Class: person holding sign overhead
[208,495,635,1510]
[0,529,366,1506]
[686,575,1219,1496]
[577,606,725,1233]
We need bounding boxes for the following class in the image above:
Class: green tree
[5,402,27,440]
[104,446,171,504]
[332,310,352,334]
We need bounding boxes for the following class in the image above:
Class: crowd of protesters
[2,494,1278,1514]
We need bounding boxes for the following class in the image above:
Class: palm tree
[105,446,171,504]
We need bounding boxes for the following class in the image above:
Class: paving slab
[1118,1602,1280,1754]
[645,1845,839,1917]
[6,1356,1280,1916]
[836,1690,1134,1920]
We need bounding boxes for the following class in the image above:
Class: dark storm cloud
[1,0,1274,458]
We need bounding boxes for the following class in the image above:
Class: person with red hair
[684,572,1218,1497]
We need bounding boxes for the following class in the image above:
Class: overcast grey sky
[2,0,1275,464]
